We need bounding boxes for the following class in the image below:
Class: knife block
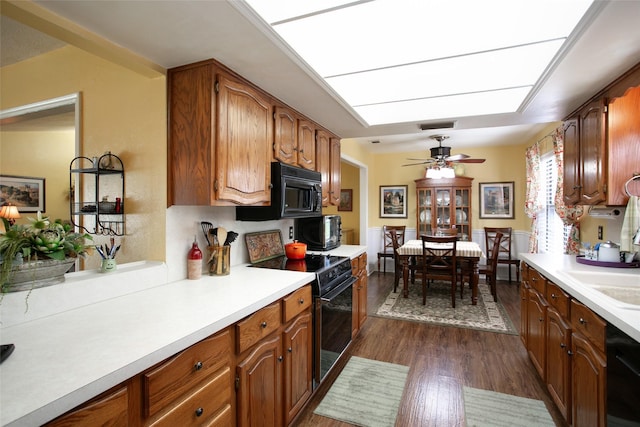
[208,246,230,276]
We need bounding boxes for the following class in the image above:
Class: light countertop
[0,245,365,427]
[519,253,640,342]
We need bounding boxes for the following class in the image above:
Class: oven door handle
[320,275,357,302]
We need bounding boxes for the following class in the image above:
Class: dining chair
[485,227,519,283]
[479,231,504,302]
[420,235,458,307]
[377,225,406,276]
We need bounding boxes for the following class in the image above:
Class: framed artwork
[479,181,514,219]
[338,189,353,211]
[380,185,408,218]
[0,175,46,213]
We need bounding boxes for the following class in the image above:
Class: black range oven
[250,254,356,389]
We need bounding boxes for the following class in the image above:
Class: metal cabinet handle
[195,407,204,417]
[288,347,293,353]
[194,361,203,371]
[579,318,586,324]
[299,298,304,304]
[278,356,283,362]
[261,321,267,328]
[551,293,557,299]
[560,343,566,349]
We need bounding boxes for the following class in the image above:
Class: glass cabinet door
[417,188,433,236]
[454,188,470,240]
[435,189,451,229]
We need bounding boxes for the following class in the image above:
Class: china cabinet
[69,153,125,236]
[415,176,473,239]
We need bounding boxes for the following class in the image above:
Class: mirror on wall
[0,93,81,227]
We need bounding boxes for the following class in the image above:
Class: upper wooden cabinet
[563,61,640,206]
[273,108,316,170]
[316,130,341,206]
[168,60,272,206]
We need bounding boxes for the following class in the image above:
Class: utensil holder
[208,246,230,276]
[100,259,117,273]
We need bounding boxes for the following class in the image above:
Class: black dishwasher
[606,324,640,426]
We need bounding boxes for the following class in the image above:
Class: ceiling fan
[402,135,486,167]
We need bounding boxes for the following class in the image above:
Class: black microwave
[236,162,322,221]
[295,215,342,251]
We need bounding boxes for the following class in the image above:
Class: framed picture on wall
[338,189,353,211]
[380,185,408,218]
[479,181,514,219]
[0,175,46,213]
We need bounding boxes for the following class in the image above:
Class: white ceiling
[3,0,640,155]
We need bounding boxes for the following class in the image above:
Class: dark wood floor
[293,271,568,427]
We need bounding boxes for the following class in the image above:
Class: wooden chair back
[420,235,458,307]
[382,225,406,254]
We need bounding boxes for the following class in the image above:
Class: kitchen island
[0,245,366,427]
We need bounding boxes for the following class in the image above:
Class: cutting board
[245,230,285,263]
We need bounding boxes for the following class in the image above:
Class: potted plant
[0,212,93,293]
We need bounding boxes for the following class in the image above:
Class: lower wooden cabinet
[45,384,129,427]
[283,312,313,425]
[351,252,368,337]
[521,263,607,427]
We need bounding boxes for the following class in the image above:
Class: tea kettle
[598,241,621,263]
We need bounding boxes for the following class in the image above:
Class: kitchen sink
[564,270,640,287]
[563,270,640,308]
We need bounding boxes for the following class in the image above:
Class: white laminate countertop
[519,254,640,342]
[0,245,366,427]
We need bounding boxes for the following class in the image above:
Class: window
[537,152,570,253]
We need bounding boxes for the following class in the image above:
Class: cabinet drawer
[237,302,282,354]
[283,285,311,323]
[144,329,232,418]
[528,268,546,294]
[571,299,606,353]
[45,385,128,427]
[546,281,571,319]
[149,367,232,427]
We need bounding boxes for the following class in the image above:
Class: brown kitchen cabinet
[317,130,341,206]
[415,176,473,239]
[44,384,130,427]
[142,329,234,427]
[563,61,640,206]
[273,107,316,171]
[168,60,273,206]
[351,253,368,337]
[235,286,313,427]
[520,263,608,426]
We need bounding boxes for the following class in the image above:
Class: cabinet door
[519,282,528,347]
[329,137,341,206]
[283,312,313,425]
[297,119,316,170]
[579,99,606,204]
[417,188,433,236]
[563,118,581,205]
[435,189,452,228]
[607,85,640,205]
[273,106,297,166]
[236,334,283,427]
[526,288,547,380]
[454,187,470,240]
[546,308,572,424]
[217,73,273,205]
[45,385,128,427]
[571,332,606,427]
[357,269,368,330]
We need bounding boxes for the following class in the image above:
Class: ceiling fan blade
[406,157,435,161]
[402,161,431,166]
[454,158,486,163]
[445,153,470,161]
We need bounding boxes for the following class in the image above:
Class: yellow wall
[0,46,167,269]
[0,129,74,221]
[328,161,360,242]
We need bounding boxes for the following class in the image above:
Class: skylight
[245,0,594,126]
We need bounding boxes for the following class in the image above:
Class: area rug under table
[313,356,409,427]
[375,280,518,335]
[463,386,555,427]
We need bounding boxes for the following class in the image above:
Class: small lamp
[0,204,21,226]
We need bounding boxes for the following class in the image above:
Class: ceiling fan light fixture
[426,166,455,179]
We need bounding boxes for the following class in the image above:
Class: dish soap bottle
[187,236,203,280]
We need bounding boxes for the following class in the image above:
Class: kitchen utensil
[285,240,307,259]
[224,231,239,246]
[209,228,218,246]
[598,240,621,262]
[200,221,214,246]
[217,227,228,250]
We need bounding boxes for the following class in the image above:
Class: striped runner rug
[463,386,555,427]
[314,356,409,427]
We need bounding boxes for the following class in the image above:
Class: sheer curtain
[552,128,584,254]
[525,141,543,253]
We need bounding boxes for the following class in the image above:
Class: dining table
[396,240,485,305]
